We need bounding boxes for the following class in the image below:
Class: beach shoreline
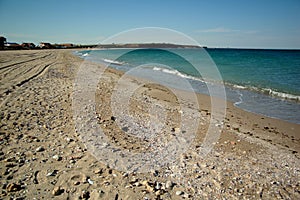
[90,53,300,152]
[75,48,300,125]
[0,49,299,199]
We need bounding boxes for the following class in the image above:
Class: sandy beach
[0,49,299,199]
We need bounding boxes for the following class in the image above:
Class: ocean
[75,48,300,124]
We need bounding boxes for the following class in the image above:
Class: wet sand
[0,49,299,199]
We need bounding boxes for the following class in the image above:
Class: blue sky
[0,0,300,48]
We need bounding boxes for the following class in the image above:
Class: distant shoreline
[1,41,300,51]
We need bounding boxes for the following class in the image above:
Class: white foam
[226,82,300,102]
[152,66,205,83]
[103,58,124,65]
[262,88,300,101]
[234,90,243,106]
[233,84,247,89]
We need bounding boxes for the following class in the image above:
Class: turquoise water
[209,49,300,98]
[75,48,300,124]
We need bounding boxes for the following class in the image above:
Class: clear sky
[1,0,300,49]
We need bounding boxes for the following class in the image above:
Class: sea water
[75,48,300,124]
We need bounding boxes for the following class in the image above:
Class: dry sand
[0,49,299,199]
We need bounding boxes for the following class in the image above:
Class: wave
[226,83,300,102]
[232,84,247,89]
[75,52,89,57]
[152,66,205,83]
[261,88,300,101]
[152,66,300,102]
[103,58,124,65]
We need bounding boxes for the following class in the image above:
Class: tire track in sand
[0,50,59,104]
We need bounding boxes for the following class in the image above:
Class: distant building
[39,42,53,49]
[53,43,74,49]
[60,43,74,48]
[0,36,6,50]
[21,43,36,49]
[5,42,22,50]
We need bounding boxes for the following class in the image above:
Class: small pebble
[6,183,21,192]
[176,191,184,196]
[36,146,45,152]
[65,137,73,142]
[171,127,181,133]
[155,190,161,196]
[87,178,94,185]
[94,168,103,174]
[46,170,57,177]
[155,182,161,190]
[81,190,90,199]
[73,181,80,185]
[52,186,63,196]
[165,180,174,189]
[52,155,61,161]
